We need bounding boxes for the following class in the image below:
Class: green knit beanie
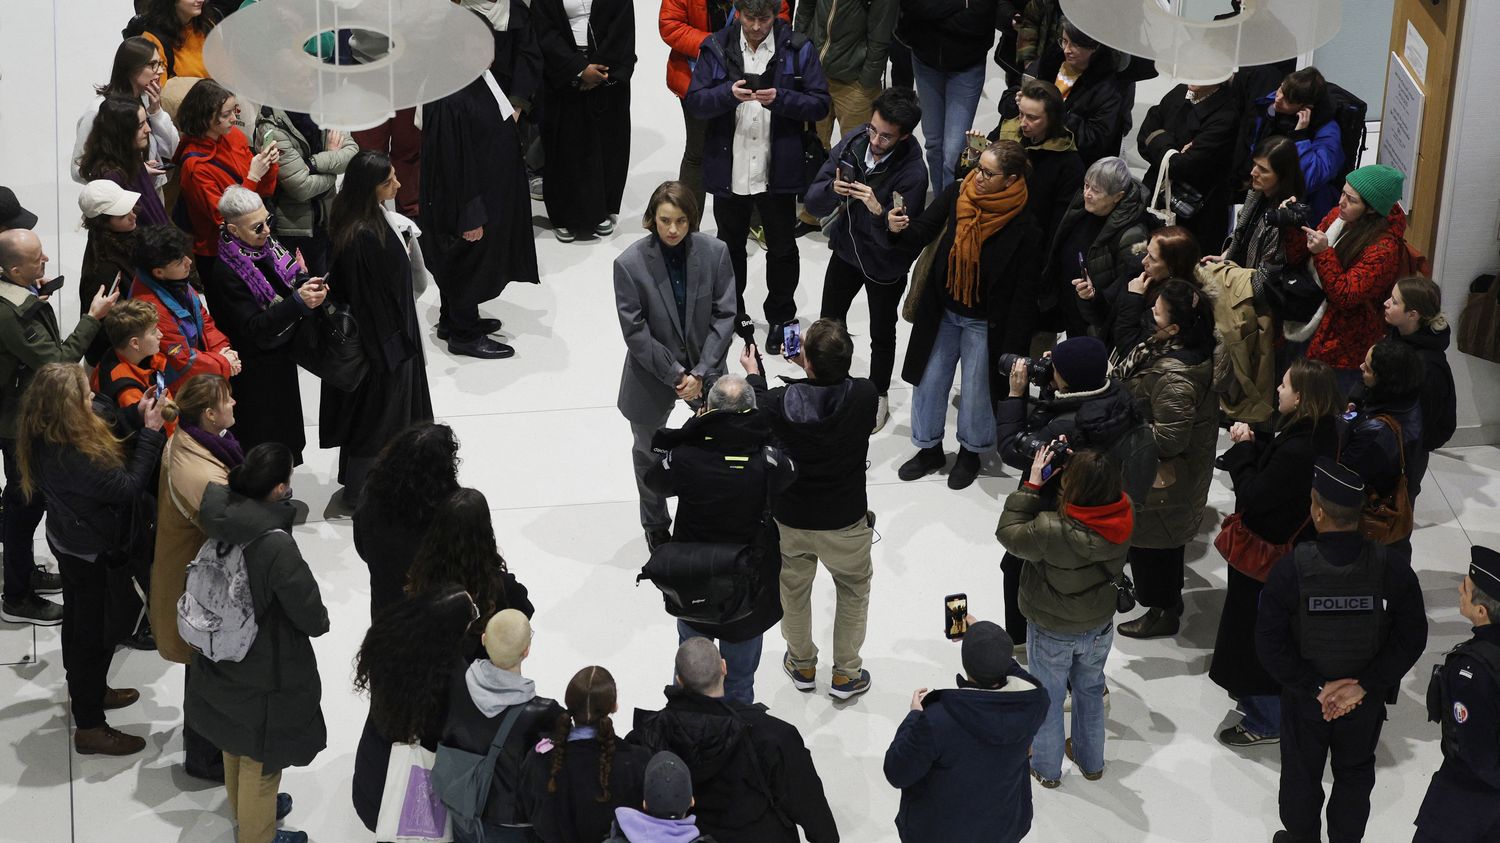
[1344,164,1405,217]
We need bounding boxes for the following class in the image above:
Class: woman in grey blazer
[614,181,737,549]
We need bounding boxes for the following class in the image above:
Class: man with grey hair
[630,637,838,842]
[645,374,796,704]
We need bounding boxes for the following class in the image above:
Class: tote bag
[376,743,454,842]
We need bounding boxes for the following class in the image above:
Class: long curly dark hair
[79,96,147,182]
[547,666,620,802]
[407,488,511,619]
[361,421,461,529]
[137,0,217,52]
[353,583,474,743]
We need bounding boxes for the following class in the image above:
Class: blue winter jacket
[1247,90,1345,221]
[803,129,929,281]
[684,20,831,197]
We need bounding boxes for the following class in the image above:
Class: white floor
[0,2,1467,841]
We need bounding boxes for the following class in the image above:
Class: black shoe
[122,626,157,651]
[645,529,672,553]
[276,792,293,821]
[1117,603,1182,639]
[765,322,785,356]
[947,449,980,490]
[448,336,515,359]
[436,318,502,341]
[793,219,821,238]
[1,594,63,626]
[898,446,945,481]
[32,566,62,595]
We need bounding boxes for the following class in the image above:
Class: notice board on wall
[1378,52,1425,212]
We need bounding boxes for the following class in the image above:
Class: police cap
[1471,545,1500,601]
[1312,458,1365,508]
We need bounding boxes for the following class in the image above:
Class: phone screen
[782,323,802,358]
[944,594,969,640]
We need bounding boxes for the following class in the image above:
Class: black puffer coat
[996,378,1137,482]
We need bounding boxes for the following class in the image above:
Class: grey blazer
[614,232,737,424]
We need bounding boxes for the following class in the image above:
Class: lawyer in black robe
[532,0,636,235]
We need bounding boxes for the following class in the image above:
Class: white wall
[1433,0,1500,445]
[1312,0,1396,112]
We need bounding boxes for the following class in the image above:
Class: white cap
[78,180,141,219]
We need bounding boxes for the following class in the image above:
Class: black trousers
[679,100,708,218]
[713,191,800,327]
[430,231,494,343]
[888,39,914,90]
[1000,551,1028,645]
[1279,694,1385,843]
[57,550,113,729]
[820,254,905,394]
[1128,545,1185,609]
[183,664,224,776]
[1,438,45,602]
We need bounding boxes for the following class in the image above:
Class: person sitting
[883,620,1048,841]
[71,36,178,190]
[187,443,328,843]
[629,638,838,843]
[129,224,240,390]
[205,186,325,463]
[407,488,535,625]
[1044,155,1152,339]
[125,0,218,81]
[76,95,169,226]
[92,298,173,436]
[985,79,1084,232]
[252,107,359,275]
[1236,66,1344,222]
[1344,338,1427,510]
[1382,275,1456,453]
[603,751,714,843]
[520,666,653,842]
[1136,72,1239,249]
[438,609,563,840]
[77,180,143,365]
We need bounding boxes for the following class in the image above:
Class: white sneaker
[554,226,575,243]
[528,176,544,201]
[873,395,890,433]
[1062,687,1109,713]
[595,216,616,236]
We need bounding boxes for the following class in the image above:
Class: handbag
[1458,272,1500,364]
[1360,414,1415,544]
[900,239,939,324]
[1261,263,1326,324]
[291,300,369,392]
[376,743,454,842]
[1093,561,1137,614]
[1214,512,1305,583]
[1147,149,1205,226]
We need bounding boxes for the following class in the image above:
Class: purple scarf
[181,423,245,468]
[216,229,300,308]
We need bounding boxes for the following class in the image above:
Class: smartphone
[107,271,123,297]
[837,162,855,183]
[38,276,64,296]
[967,133,988,153]
[1077,250,1087,272]
[944,593,969,641]
[892,191,906,212]
[157,161,177,171]
[740,73,764,91]
[782,322,802,358]
[153,371,167,395]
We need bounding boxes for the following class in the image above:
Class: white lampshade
[204,0,495,131]
[1059,0,1342,84]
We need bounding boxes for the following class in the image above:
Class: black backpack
[1325,83,1368,185]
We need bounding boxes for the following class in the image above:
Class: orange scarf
[945,170,1028,308]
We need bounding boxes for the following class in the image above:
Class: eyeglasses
[865,125,901,144]
[144,61,165,72]
[249,214,277,235]
[975,165,1006,181]
[1058,37,1096,52]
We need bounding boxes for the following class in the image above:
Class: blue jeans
[1027,620,1113,781]
[910,56,987,198]
[911,309,994,453]
[1239,693,1282,737]
[677,621,763,706]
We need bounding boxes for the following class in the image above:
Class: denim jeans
[677,621,764,706]
[910,56,987,198]
[911,309,994,453]
[1027,620,1113,781]
[1239,693,1282,737]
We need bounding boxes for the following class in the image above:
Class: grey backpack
[176,530,278,662]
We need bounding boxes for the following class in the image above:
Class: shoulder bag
[1214,512,1308,583]
[786,33,827,192]
[1458,272,1500,364]
[1360,414,1415,544]
[291,300,369,392]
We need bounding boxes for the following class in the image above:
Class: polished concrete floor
[0,1,1457,841]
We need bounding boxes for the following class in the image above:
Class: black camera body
[1264,201,1312,229]
[998,353,1055,388]
[1014,433,1070,471]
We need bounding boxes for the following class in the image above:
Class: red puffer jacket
[658,0,788,98]
[1290,204,1407,370]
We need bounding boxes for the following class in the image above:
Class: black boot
[1117,599,1183,639]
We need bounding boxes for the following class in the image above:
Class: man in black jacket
[1256,459,1428,843]
[1136,73,1240,250]
[630,637,839,843]
[646,375,797,704]
[740,319,879,700]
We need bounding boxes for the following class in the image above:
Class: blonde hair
[103,299,160,348]
[174,374,231,427]
[17,364,124,499]
[1395,275,1448,331]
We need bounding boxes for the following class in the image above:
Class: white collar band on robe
[459,0,531,32]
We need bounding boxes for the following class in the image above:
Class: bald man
[0,229,119,626]
[438,609,562,832]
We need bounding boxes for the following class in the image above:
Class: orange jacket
[658,0,789,98]
[174,131,279,257]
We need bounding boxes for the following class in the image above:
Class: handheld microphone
[736,317,763,374]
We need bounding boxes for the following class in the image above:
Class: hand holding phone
[107,271,123,298]
[944,594,969,640]
[782,323,802,359]
[38,276,65,296]
[892,191,906,212]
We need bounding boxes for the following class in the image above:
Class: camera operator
[994,336,1137,646]
[644,375,798,704]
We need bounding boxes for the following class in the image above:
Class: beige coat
[151,433,229,664]
[1197,261,1276,424]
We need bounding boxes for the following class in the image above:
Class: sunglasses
[247,213,278,235]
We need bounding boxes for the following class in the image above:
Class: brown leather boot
[74,725,146,756]
[102,688,139,710]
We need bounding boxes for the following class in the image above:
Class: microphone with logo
[736,317,764,374]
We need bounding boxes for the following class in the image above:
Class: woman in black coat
[1043,156,1152,338]
[1136,78,1240,251]
[886,140,1041,490]
[18,363,166,756]
[1344,338,1427,508]
[205,186,324,465]
[1383,275,1457,452]
[982,78,1084,233]
[1209,358,1341,747]
[405,488,535,622]
[1004,20,1125,167]
[320,151,434,503]
[531,0,635,240]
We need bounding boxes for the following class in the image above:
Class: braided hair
[546,666,619,802]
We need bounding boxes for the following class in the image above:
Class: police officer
[1255,458,1429,843]
[1413,545,1500,841]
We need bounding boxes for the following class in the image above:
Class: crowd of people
[0,0,1493,841]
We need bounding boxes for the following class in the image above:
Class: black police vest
[1294,542,1389,679]
[1427,639,1500,759]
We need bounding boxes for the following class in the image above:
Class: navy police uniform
[1413,547,1500,842]
[1255,459,1429,843]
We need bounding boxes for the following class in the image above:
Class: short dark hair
[176,79,232,137]
[1017,80,1067,140]
[985,139,1033,180]
[642,181,700,235]
[132,223,193,270]
[733,0,777,17]
[1365,338,1424,404]
[1156,277,1216,352]
[1252,135,1307,206]
[1280,67,1327,108]
[228,442,293,500]
[871,88,921,136]
[1060,18,1101,50]
[803,318,853,382]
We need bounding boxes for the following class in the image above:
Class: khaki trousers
[224,752,281,843]
[777,516,874,680]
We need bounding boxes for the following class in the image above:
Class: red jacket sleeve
[1313,230,1401,309]
[659,0,709,57]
